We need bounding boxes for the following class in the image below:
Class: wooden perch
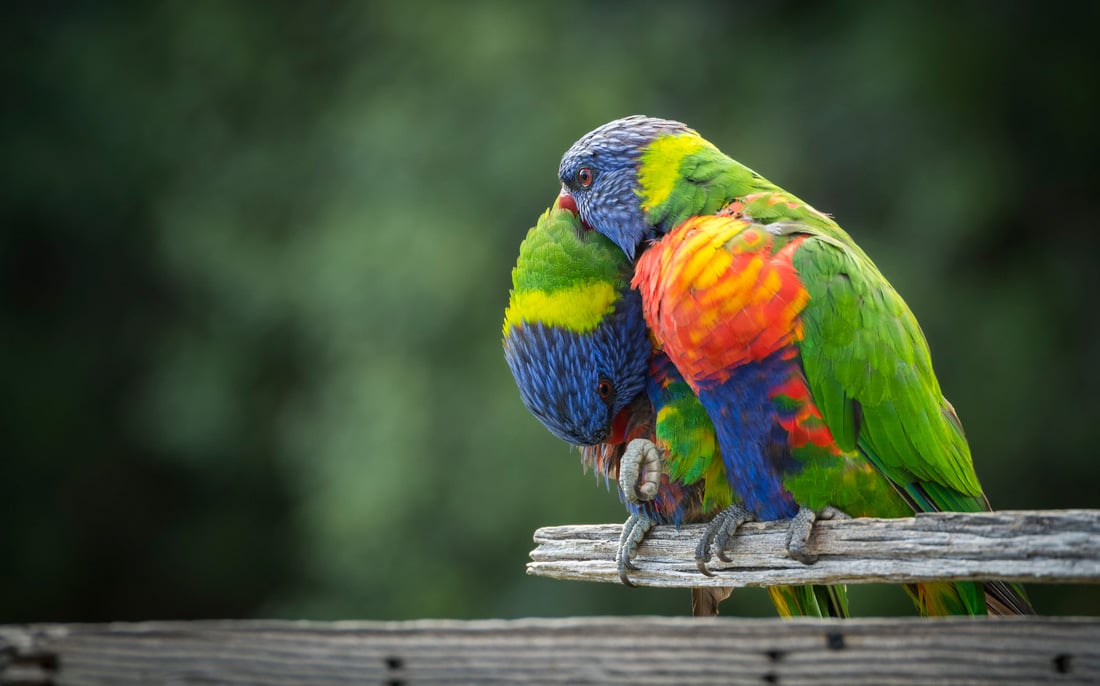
[2,617,1099,685]
[2,511,1097,685]
[528,509,1100,588]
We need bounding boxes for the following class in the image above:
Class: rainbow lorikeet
[557,115,1033,615]
[503,198,848,617]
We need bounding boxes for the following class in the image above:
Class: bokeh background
[4,2,1098,623]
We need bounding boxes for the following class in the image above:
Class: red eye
[577,167,593,187]
[597,377,614,401]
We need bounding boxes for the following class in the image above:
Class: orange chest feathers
[632,217,809,386]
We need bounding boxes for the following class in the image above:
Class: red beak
[556,190,578,215]
[557,190,597,231]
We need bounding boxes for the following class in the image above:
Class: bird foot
[694,503,755,576]
[618,438,662,504]
[617,512,656,587]
[785,505,850,564]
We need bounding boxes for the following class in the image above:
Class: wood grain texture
[528,509,1100,588]
[2,617,1099,685]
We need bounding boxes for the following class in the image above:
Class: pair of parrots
[503,115,1031,617]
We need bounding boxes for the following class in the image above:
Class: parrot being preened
[502,198,650,449]
[557,115,1033,616]
[503,197,849,618]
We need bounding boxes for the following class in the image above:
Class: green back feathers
[503,203,632,337]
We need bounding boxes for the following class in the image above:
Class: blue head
[504,294,650,445]
[503,201,651,446]
[558,115,695,259]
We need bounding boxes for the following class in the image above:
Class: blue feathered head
[558,115,695,259]
[502,198,650,446]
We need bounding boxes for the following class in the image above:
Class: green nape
[510,206,628,295]
[638,132,769,232]
[503,204,634,337]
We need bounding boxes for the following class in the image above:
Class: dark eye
[597,377,614,402]
[577,167,594,188]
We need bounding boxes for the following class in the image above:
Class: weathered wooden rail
[2,510,1098,685]
[2,617,1099,685]
[528,509,1100,587]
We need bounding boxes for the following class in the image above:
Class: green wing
[793,228,1034,616]
[791,232,987,513]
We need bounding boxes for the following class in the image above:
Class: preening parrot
[557,115,1033,615]
[503,198,848,617]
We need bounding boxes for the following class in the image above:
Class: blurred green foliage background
[3,2,1098,622]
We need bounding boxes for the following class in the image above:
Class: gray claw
[619,438,663,504]
[694,504,755,576]
[617,512,656,587]
[785,505,849,564]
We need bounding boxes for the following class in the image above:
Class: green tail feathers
[907,582,985,617]
[768,584,849,618]
[771,580,1030,618]
[906,580,1034,616]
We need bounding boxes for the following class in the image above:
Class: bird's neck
[642,150,786,235]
